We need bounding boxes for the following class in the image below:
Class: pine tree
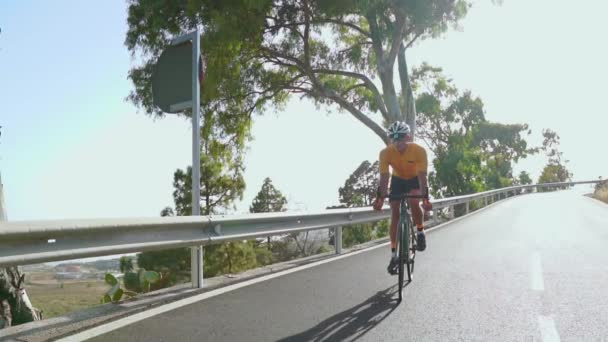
[250,177,288,250]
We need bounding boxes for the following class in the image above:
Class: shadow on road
[277,285,400,342]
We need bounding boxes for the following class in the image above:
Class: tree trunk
[0,267,42,328]
[398,44,416,138]
[1,175,42,329]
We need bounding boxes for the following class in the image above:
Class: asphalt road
[88,190,608,342]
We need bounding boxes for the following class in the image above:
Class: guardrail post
[335,226,342,254]
[449,205,455,219]
[465,201,469,214]
[484,196,488,207]
[191,247,203,288]
[432,209,438,224]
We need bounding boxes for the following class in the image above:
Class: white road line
[530,251,544,291]
[56,241,390,341]
[538,315,561,342]
[58,200,504,341]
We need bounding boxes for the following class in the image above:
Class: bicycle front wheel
[406,219,416,281]
[397,220,404,302]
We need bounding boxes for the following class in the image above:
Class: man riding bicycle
[372,121,432,275]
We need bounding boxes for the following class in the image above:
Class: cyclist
[372,121,432,275]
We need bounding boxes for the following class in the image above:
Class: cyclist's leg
[404,177,423,231]
[407,188,424,231]
[387,176,406,274]
[405,178,427,251]
[388,176,406,250]
[389,200,400,252]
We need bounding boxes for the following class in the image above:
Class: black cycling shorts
[389,176,420,200]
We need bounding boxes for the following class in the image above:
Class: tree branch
[317,85,389,145]
[404,31,424,50]
[303,0,311,68]
[366,13,385,66]
[340,83,367,96]
[264,18,370,38]
[311,68,388,117]
[314,18,371,37]
[259,47,307,69]
[386,14,407,68]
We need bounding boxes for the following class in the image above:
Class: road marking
[531,251,544,291]
[58,199,506,341]
[538,315,560,342]
[56,241,390,341]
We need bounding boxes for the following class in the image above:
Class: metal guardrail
[0,180,600,270]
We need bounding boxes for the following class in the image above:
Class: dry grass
[25,273,107,319]
[595,185,608,204]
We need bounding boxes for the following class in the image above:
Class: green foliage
[123,272,141,293]
[411,63,537,198]
[203,241,259,277]
[537,128,572,186]
[342,224,374,248]
[374,219,389,238]
[119,256,134,273]
[315,245,332,254]
[171,115,247,217]
[101,269,163,304]
[339,161,378,207]
[125,0,473,143]
[538,163,571,184]
[270,239,299,262]
[253,243,274,266]
[137,248,190,284]
[250,177,287,213]
[249,177,288,252]
[518,171,533,185]
[138,101,252,284]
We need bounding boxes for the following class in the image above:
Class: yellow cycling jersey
[379,142,428,179]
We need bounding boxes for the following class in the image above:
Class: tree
[411,63,536,199]
[537,129,572,187]
[172,110,247,216]
[329,161,383,248]
[137,109,254,281]
[160,207,174,217]
[204,241,259,277]
[538,163,571,184]
[518,171,533,185]
[249,177,288,250]
[339,161,378,207]
[125,0,471,145]
[250,178,288,213]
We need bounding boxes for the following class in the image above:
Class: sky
[1,0,607,222]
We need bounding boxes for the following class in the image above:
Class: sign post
[151,28,203,289]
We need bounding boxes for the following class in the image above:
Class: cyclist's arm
[378,172,390,198]
[416,147,430,198]
[417,171,429,197]
[377,149,390,198]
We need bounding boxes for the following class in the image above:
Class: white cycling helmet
[387,121,411,140]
